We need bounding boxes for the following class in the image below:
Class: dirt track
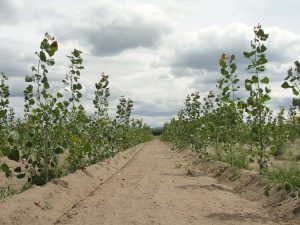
[53,140,280,225]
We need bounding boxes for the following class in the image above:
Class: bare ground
[1,140,298,225]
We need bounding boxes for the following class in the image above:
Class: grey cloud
[169,25,251,76]
[0,38,36,78]
[171,48,247,75]
[6,77,27,97]
[86,21,168,56]
[57,6,170,57]
[186,69,220,91]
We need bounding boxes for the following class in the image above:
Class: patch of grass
[221,148,249,169]
[262,163,300,195]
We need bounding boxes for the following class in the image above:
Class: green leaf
[25,75,34,82]
[292,87,299,96]
[73,83,82,90]
[73,49,81,57]
[265,87,271,93]
[8,149,20,162]
[219,58,226,68]
[57,92,63,98]
[230,63,237,74]
[40,51,47,62]
[251,75,258,83]
[258,44,267,53]
[281,81,290,89]
[232,78,239,84]
[221,68,228,76]
[262,94,271,102]
[257,56,268,65]
[0,163,10,174]
[48,41,58,56]
[243,51,256,58]
[222,85,230,95]
[40,38,49,50]
[260,76,269,84]
[245,80,252,91]
[29,99,35,105]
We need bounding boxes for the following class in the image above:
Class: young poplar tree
[242,24,271,171]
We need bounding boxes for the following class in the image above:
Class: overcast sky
[1,0,300,127]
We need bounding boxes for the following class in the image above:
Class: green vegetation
[263,164,300,195]
[162,24,300,193]
[0,33,152,194]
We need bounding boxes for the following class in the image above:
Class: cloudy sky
[1,0,300,127]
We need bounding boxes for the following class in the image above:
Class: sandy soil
[54,140,282,225]
[1,140,297,225]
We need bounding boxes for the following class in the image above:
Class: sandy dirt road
[53,139,281,225]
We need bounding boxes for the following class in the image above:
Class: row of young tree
[162,24,300,171]
[0,33,152,186]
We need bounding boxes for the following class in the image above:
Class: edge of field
[0,141,150,225]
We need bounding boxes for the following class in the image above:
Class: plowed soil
[1,140,297,225]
